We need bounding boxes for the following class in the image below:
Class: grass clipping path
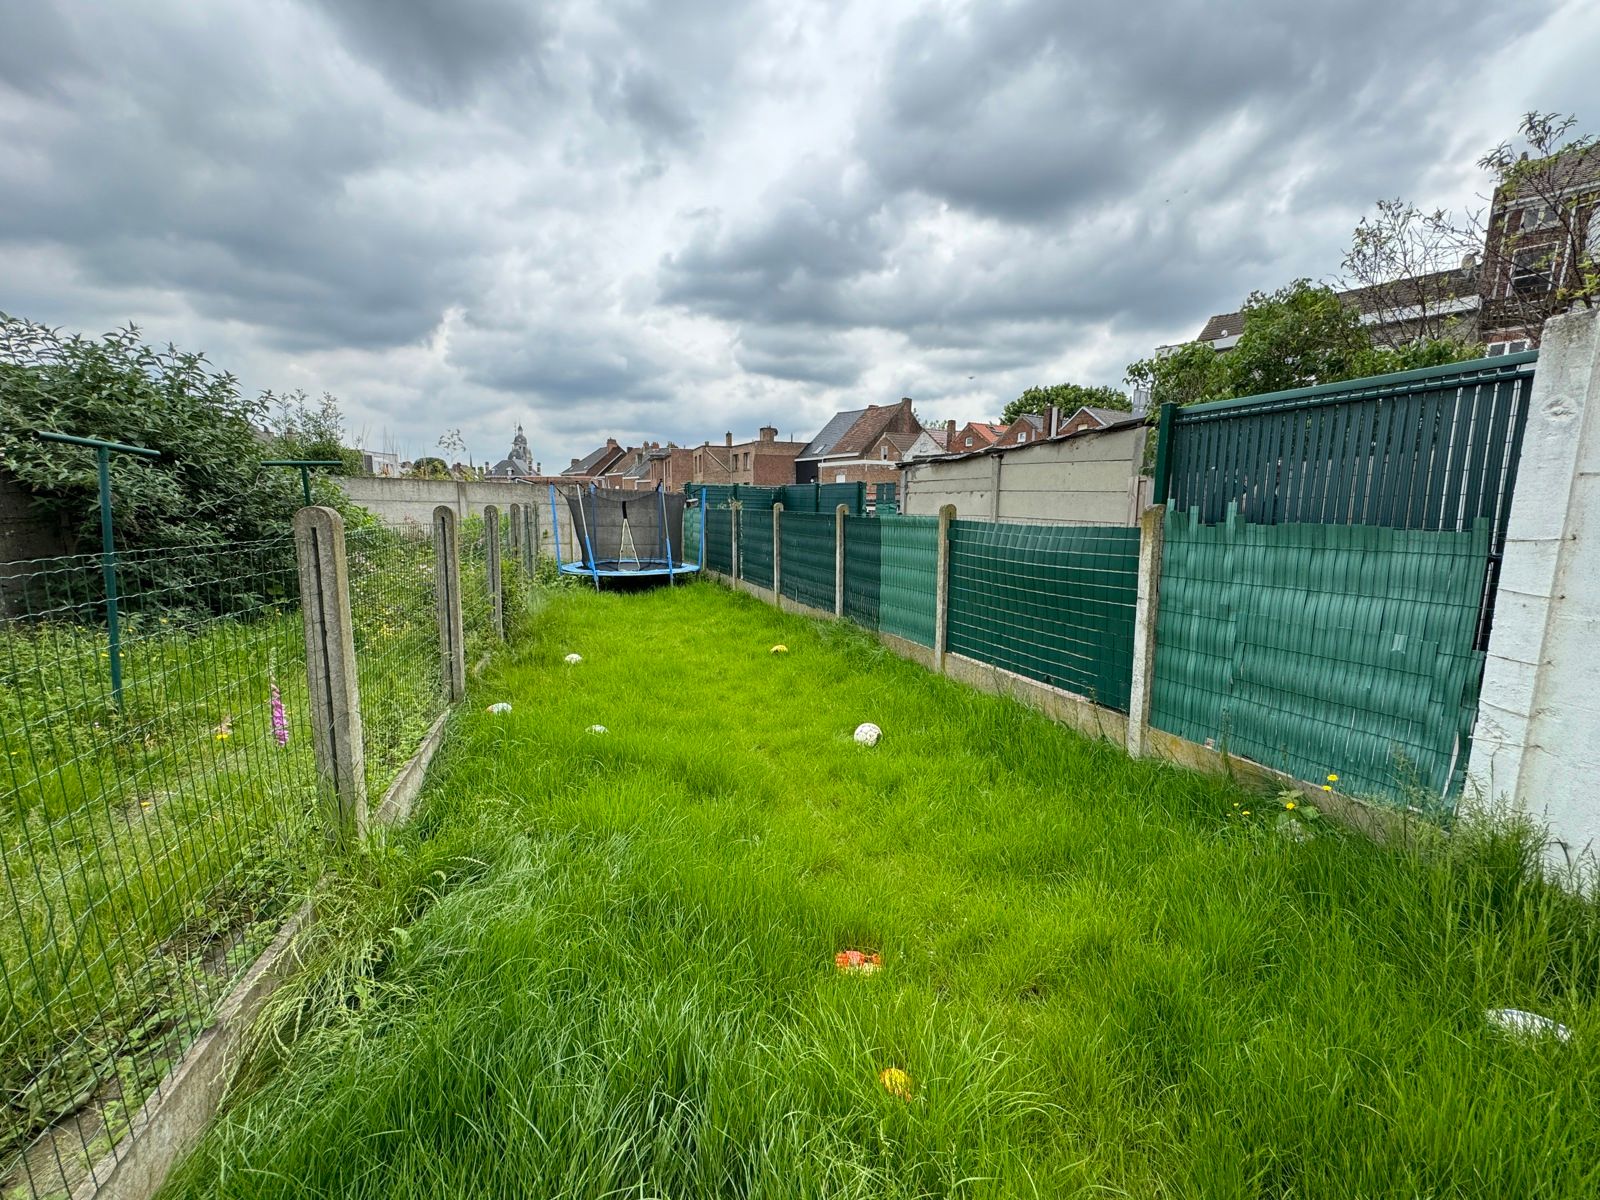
[166,583,1600,1199]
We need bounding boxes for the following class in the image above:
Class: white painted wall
[1467,307,1600,878]
[901,424,1147,525]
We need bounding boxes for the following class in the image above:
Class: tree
[1341,112,1597,349]
[0,314,305,609]
[1000,383,1130,425]
[264,388,363,474]
[1224,280,1373,396]
[410,456,450,479]
[1124,340,1230,409]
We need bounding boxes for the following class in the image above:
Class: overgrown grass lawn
[170,583,1600,1198]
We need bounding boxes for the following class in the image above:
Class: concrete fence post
[507,501,522,563]
[292,506,368,847]
[1125,504,1167,758]
[835,503,848,616]
[934,503,956,673]
[433,505,466,702]
[484,504,504,639]
[524,500,538,573]
[1466,307,1600,878]
[772,502,784,600]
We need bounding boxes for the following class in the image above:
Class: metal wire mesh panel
[346,527,444,795]
[946,520,1140,709]
[0,542,320,1196]
[842,516,881,629]
[877,516,939,647]
[779,512,835,610]
[704,508,733,574]
[1149,508,1491,807]
[740,509,775,589]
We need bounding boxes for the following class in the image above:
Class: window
[964,436,974,447]
[1486,339,1531,357]
[880,445,889,459]
[1016,431,1028,444]
[835,472,846,483]
[1523,202,1560,231]
[1510,245,1554,296]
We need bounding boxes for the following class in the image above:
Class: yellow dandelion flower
[1327,774,1339,783]
[1284,801,1297,810]
[1241,809,1251,816]
[1321,784,1332,792]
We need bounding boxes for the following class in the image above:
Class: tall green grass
[168,583,1600,1198]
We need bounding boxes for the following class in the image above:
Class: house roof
[796,408,868,460]
[1197,311,1243,342]
[1075,406,1133,427]
[1196,265,1485,344]
[877,430,922,455]
[927,429,950,448]
[829,400,916,457]
[564,442,625,476]
[1011,412,1047,431]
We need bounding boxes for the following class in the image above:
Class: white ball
[586,724,608,735]
[564,653,583,665]
[853,722,881,746]
[485,702,512,714]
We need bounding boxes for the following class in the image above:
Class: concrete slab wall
[901,424,1147,525]
[336,477,581,560]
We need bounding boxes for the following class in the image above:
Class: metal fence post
[772,503,784,599]
[731,501,742,584]
[934,503,955,673]
[292,505,368,847]
[433,505,466,702]
[484,504,504,639]
[1151,402,1177,505]
[1126,504,1167,758]
[835,503,848,616]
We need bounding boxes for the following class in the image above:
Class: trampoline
[550,484,702,589]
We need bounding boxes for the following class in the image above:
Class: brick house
[947,420,1006,455]
[902,422,954,461]
[692,426,807,486]
[1059,406,1135,437]
[563,438,628,478]
[992,412,1048,448]
[801,399,924,486]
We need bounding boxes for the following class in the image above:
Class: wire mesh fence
[946,520,1140,710]
[1,541,321,1197]
[778,512,835,610]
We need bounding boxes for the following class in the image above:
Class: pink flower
[270,682,289,747]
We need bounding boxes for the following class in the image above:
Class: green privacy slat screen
[1149,507,1490,807]
[782,484,820,512]
[779,511,835,609]
[681,506,700,562]
[842,515,881,629]
[1162,355,1535,552]
[877,515,939,646]
[946,520,1139,708]
[819,482,867,515]
[741,507,775,588]
[740,487,784,510]
[704,507,733,574]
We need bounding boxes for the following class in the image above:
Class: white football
[1486,1008,1572,1042]
[586,724,608,735]
[564,653,583,665]
[853,723,881,746]
[485,702,512,714]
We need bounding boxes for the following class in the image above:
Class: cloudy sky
[3,1,1597,469]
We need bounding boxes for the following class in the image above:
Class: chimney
[945,420,955,435]
[606,437,619,448]
[725,431,733,447]
[1048,405,1059,437]
[569,457,579,469]
[759,425,777,443]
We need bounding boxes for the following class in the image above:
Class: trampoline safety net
[566,487,689,570]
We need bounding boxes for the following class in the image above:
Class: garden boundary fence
[1,503,532,1200]
[697,348,1569,832]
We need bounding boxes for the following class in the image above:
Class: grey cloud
[303,0,552,107]
[734,326,865,386]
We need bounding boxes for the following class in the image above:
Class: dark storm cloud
[734,326,865,387]
[303,0,553,107]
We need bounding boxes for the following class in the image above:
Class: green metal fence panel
[842,515,881,629]
[739,486,784,510]
[782,484,820,513]
[1149,508,1491,807]
[877,515,939,646]
[946,520,1140,710]
[874,482,898,514]
[1159,354,1536,551]
[740,507,775,588]
[704,507,733,574]
[779,511,835,609]
[819,482,866,515]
